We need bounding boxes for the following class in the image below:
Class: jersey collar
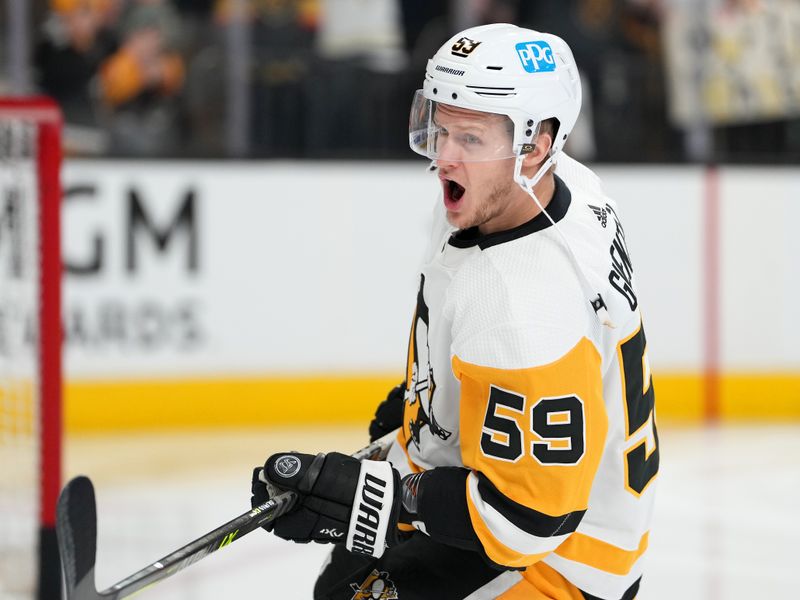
[448,174,572,250]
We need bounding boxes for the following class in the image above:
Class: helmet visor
[408,90,521,162]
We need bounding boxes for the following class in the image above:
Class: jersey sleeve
[452,333,608,568]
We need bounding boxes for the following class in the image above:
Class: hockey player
[251,23,658,599]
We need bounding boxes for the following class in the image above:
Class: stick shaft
[100,430,397,598]
[102,492,295,597]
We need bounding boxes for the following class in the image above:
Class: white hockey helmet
[409,23,581,169]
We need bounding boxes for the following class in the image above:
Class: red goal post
[0,97,62,600]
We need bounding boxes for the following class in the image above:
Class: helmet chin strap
[513,151,615,329]
[513,153,552,200]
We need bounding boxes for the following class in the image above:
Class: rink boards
[51,161,800,429]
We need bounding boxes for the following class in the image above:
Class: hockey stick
[56,429,398,600]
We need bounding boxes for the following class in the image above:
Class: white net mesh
[0,118,40,599]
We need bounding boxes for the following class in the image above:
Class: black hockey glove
[251,452,419,557]
[368,382,406,442]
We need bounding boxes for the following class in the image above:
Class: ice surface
[64,424,800,599]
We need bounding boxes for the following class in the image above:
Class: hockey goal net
[0,98,62,600]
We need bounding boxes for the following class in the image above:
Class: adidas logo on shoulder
[589,204,607,228]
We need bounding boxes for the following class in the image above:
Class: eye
[461,133,482,145]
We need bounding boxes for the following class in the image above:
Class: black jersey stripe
[476,472,586,538]
[581,576,641,600]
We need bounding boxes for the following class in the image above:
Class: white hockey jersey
[388,155,658,599]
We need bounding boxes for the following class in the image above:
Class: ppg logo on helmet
[515,41,556,73]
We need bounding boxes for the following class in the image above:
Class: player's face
[433,105,519,232]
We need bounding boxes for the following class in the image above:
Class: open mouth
[443,178,466,207]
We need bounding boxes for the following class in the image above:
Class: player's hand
[250,466,288,533]
[252,451,417,557]
[369,382,406,442]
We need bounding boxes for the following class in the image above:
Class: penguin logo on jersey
[405,274,452,451]
[350,570,398,599]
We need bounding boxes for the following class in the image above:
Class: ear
[521,129,554,170]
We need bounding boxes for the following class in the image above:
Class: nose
[435,155,460,170]
[434,136,462,169]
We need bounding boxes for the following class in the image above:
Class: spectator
[211,0,318,156]
[97,1,186,155]
[35,0,118,127]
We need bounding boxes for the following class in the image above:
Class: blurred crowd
[15,0,800,161]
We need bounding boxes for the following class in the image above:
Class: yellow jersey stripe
[554,531,649,576]
[498,561,587,600]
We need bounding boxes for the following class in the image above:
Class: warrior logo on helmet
[350,570,399,600]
